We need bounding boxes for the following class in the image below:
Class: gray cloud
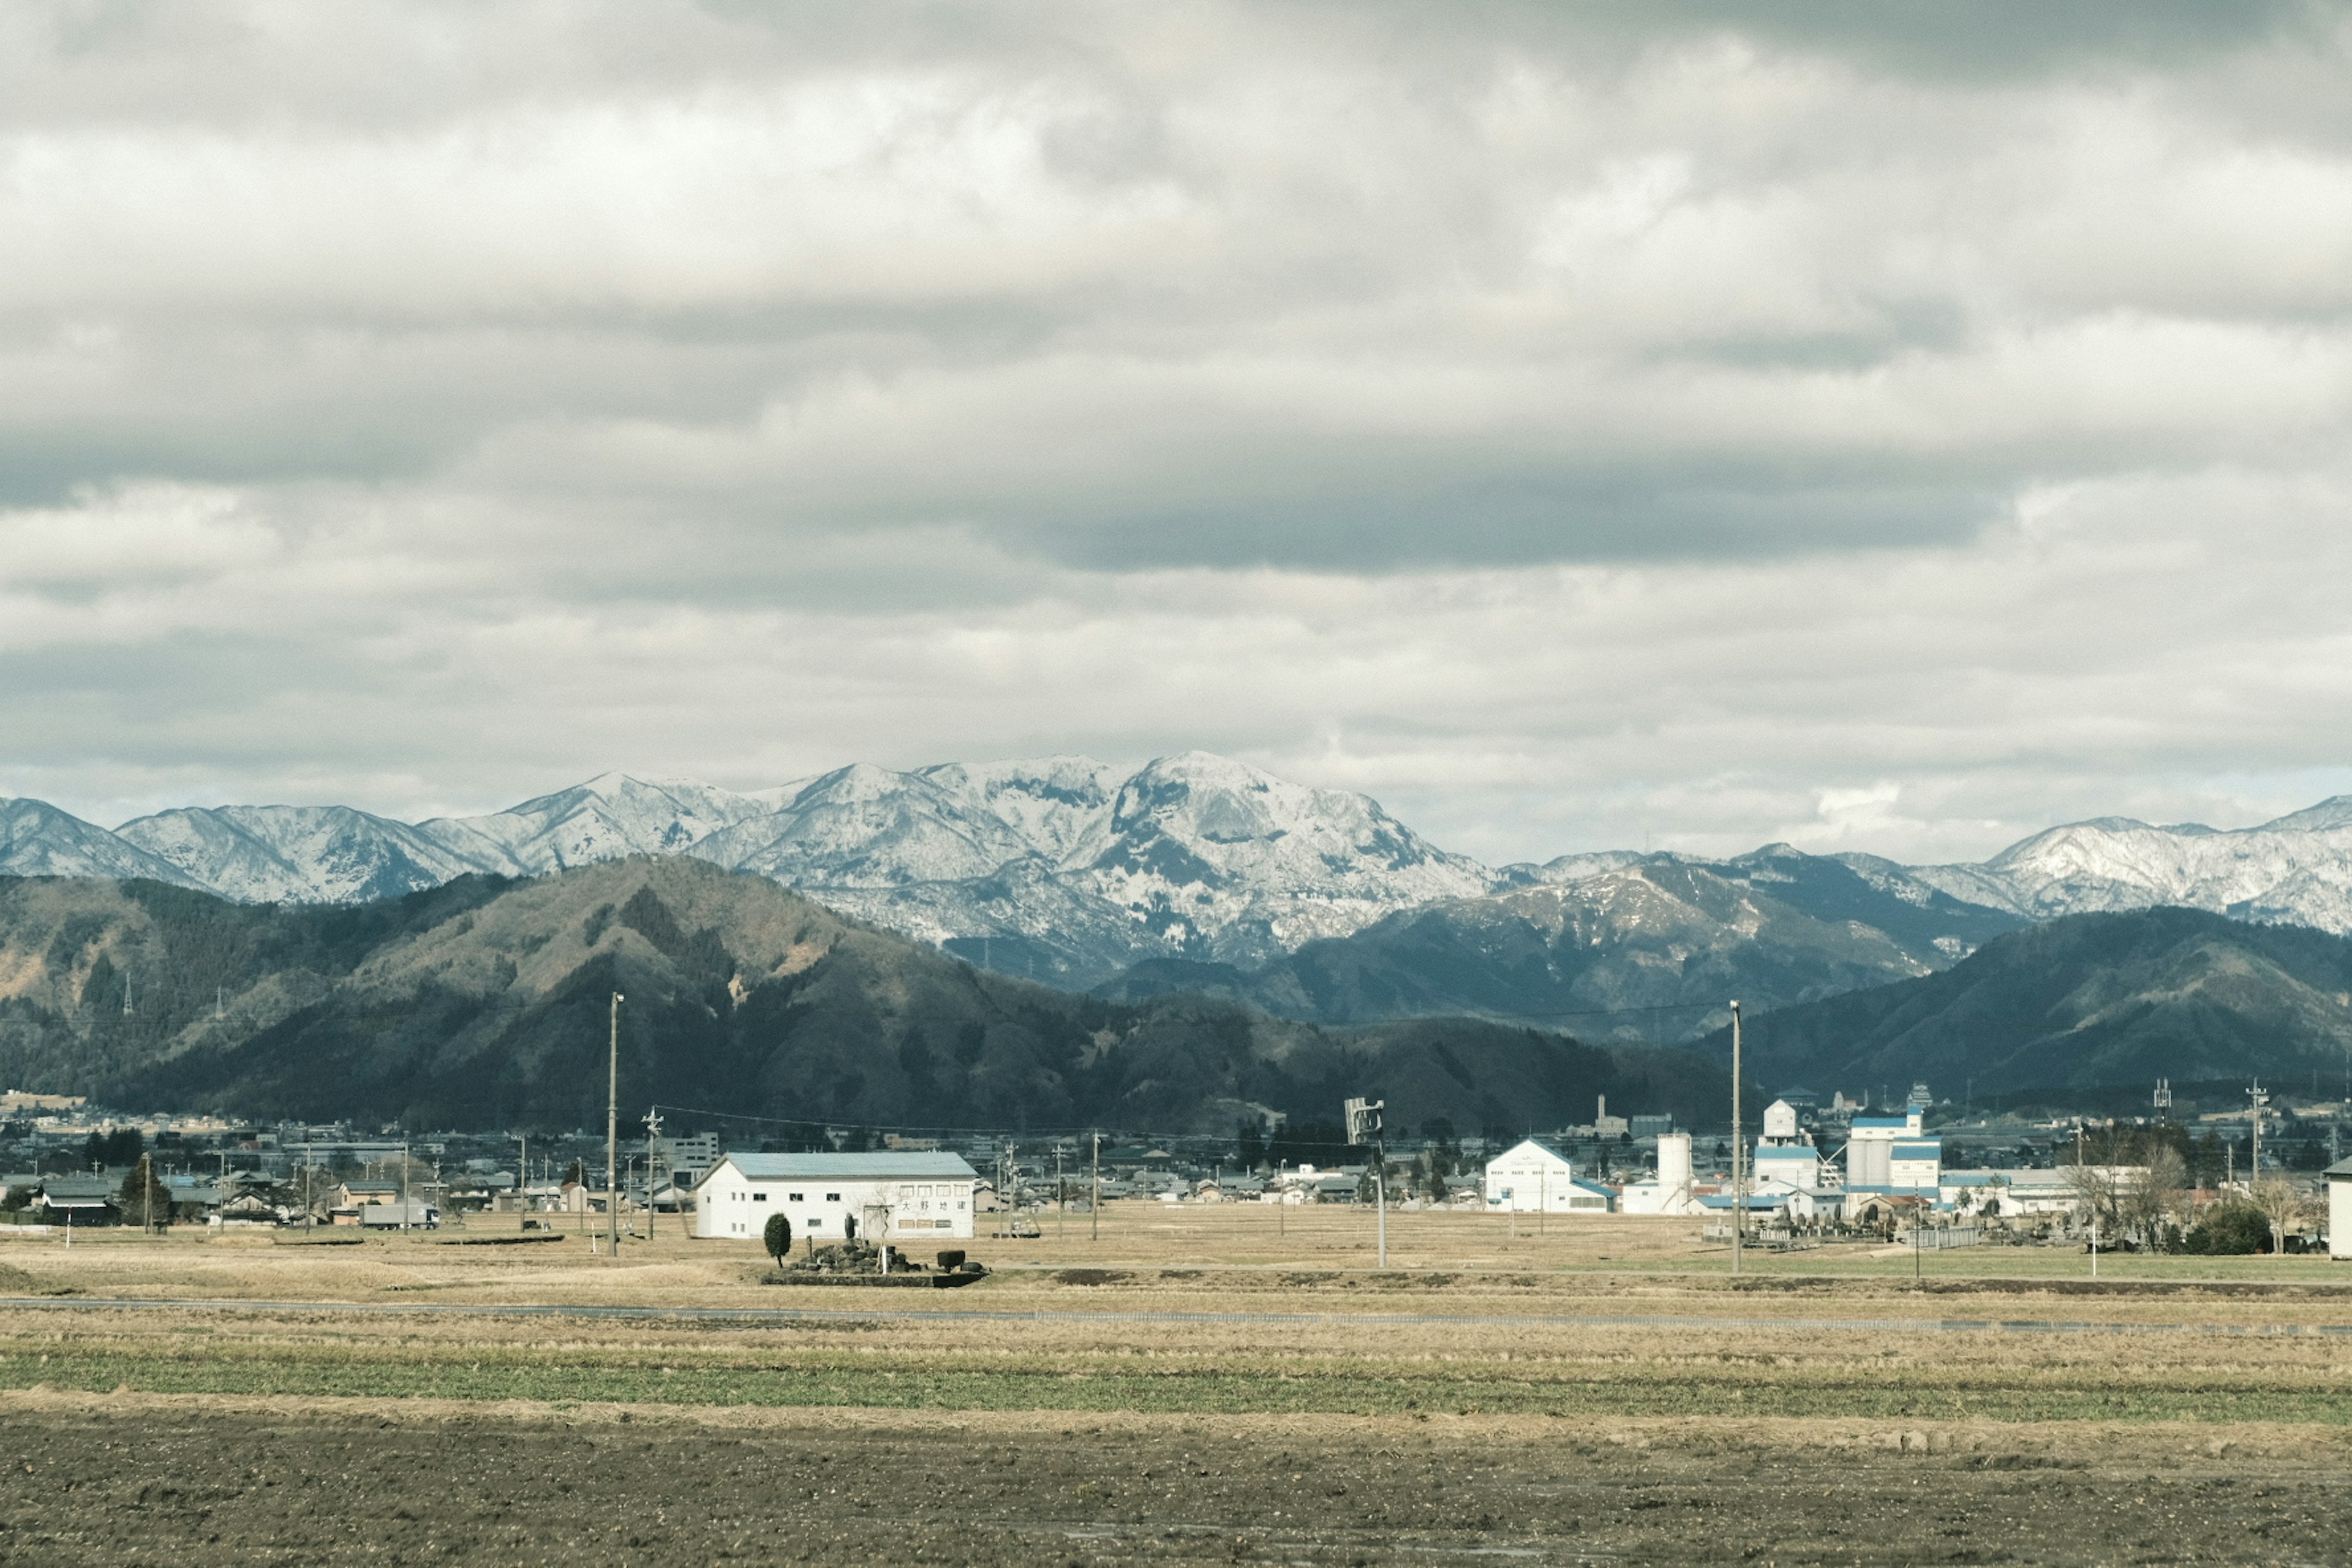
[1,2,2350,861]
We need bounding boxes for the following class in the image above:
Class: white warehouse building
[695,1152,979,1243]
[1483,1138,1616,1213]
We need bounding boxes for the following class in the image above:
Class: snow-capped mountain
[0,756,1493,984]
[691,764,1048,887]
[115,804,481,904]
[1907,799,2352,934]
[21,765,2352,1005]
[415,774,776,876]
[1076,752,1492,964]
[914,756,1123,864]
[1,797,198,886]
[691,752,1490,979]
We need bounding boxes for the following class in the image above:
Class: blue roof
[714,1152,977,1181]
[1852,1117,1911,1129]
[1754,1145,1817,1160]
[1698,1193,1787,1210]
[1891,1141,1942,1157]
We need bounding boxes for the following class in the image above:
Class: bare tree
[2119,1147,2188,1248]
[2064,1161,2125,1239]
[2249,1175,2309,1256]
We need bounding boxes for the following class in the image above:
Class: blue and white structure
[1753,1098,1823,1191]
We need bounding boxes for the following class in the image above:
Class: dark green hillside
[1715,907,2352,1096]
[0,861,1725,1136]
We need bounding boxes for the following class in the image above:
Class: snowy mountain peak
[1108,752,1450,869]
[415,773,772,876]
[2256,795,2352,834]
[115,803,478,904]
[914,756,1120,864]
[1,797,198,886]
[693,763,1042,888]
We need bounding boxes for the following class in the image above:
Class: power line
[645,1102,1388,1153]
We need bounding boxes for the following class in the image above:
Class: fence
[1899,1223,1984,1250]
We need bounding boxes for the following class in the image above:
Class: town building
[695,1152,979,1243]
[1483,1139,1615,1213]
[1940,1168,2081,1218]
[31,1175,115,1226]
[1618,1132,1700,1215]
[1844,1104,1923,1188]
[1752,1098,1823,1190]
[2328,1158,2352,1260]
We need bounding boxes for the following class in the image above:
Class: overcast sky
[4,1,2351,865]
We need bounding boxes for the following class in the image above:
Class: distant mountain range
[0,857,1725,1136]
[1712,907,2352,1101]
[11,756,2352,1038]
[1099,848,2026,1039]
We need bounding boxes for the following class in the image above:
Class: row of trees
[2059,1155,2315,1254]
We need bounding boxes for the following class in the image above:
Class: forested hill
[1714,907,2352,1098]
[0,859,1724,1136]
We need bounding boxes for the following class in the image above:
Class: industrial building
[1617,1132,1699,1215]
[1482,1139,1616,1213]
[695,1151,980,1242]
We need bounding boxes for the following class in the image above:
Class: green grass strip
[3,1348,2346,1424]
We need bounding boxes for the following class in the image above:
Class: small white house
[695,1152,979,1243]
[2328,1158,2352,1259]
[1484,1138,1615,1213]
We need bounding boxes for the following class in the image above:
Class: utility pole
[2249,1080,2267,1180]
[607,991,624,1256]
[1090,1133,1101,1243]
[1345,1097,1386,1270]
[1278,1159,1287,1237]
[401,1139,410,1231]
[1055,1145,1065,1242]
[1730,1000,1743,1278]
[645,1109,662,1243]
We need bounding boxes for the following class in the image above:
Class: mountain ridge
[15,763,2352,1017]
[1712,905,2352,1099]
[0,859,1728,1136]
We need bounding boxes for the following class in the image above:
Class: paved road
[1,1294,2345,1336]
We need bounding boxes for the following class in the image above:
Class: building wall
[1753,1148,1819,1189]
[1848,1138,1891,1188]
[1482,1142,1608,1210]
[696,1166,975,1242]
[1888,1158,1942,1191]
[2331,1177,2351,1261]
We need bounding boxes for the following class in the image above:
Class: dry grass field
[3,1205,2349,1564]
